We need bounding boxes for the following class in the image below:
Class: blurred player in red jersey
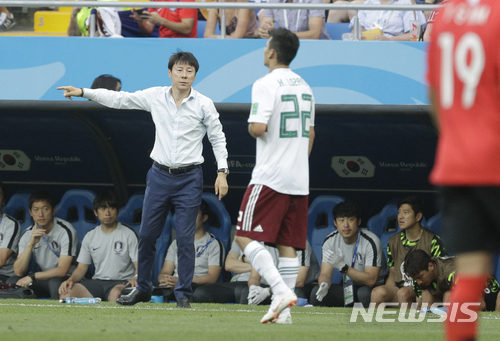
[427,1,500,340]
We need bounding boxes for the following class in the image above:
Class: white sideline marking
[0,303,498,320]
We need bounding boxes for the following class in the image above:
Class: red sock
[445,275,487,341]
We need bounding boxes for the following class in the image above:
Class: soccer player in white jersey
[59,191,138,302]
[235,27,315,324]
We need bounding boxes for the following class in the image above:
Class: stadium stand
[425,212,441,235]
[307,195,345,284]
[2,189,34,231]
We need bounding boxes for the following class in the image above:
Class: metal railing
[0,1,442,39]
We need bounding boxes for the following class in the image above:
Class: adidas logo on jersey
[253,225,263,232]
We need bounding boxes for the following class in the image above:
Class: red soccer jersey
[150,0,198,38]
[428,0,500,185]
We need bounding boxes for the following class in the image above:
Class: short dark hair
[397,196,424,217]
[28,191,56,210]
[200,199,210,218]
[333,200,361,220]
[168,51,199,73]
[91,74,121,91]
[93,191,120,211]
[404,249,433,278]
[269,28,300,66]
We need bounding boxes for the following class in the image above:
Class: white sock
[244,241,289,297]
[278,257,299,292]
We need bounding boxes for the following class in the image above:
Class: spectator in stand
[67,2,122,37]
[326,0,365,24]
[0,181,21,284]
[258,0,332,39]
[422,0,447,42]
[131,0,198,38]
[0,7,15,31]
[204,0,259,38]
[350,0,426,41]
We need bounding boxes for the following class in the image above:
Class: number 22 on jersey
[437,32,485,109]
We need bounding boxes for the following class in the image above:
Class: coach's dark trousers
[136,164,203,300]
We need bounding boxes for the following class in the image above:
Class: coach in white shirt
[57,51,229,308]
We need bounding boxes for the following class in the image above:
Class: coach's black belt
[153,161,199,174]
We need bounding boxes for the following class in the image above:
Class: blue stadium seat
[54,189,97,243]
[326,22,351,40]
[201,192,231,252]
[366,198,399,239]
[2,189,34,231]
[493,253,500,282]
[117,191,145,235]
[425,212,441,236]
[307,195,345,284]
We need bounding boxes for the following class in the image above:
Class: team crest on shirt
[356,253,364,265]
[114,241,123,253]
[0,233,3,244]
[51,241,60,252]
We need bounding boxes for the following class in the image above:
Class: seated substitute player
[192,237,252,304]
[58,191,138,302]
[7,191,79,299]
[404,249,500,312]
[310,200,387,308]
[370,196,447,308]
[241,241,316,311]
[158,200,224,306]
[0,181,21,284]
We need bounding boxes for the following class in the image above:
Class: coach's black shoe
[176,297,191,308]
[116,288,151,306]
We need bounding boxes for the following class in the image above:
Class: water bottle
[59,297,102,304]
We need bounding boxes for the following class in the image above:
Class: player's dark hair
[93,191,120,211]
[28,191,56,210]
[168,51,199,73]
[397,196,424,218]
[91,74,122,91]
[333,200,361,220]
[404,249,434,278]
[200,199,210,218]
[269,28,299,66]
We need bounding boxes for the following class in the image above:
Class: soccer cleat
[274,308,292,324]
[260,289,297,324]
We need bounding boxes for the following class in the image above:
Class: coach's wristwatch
[217,168,229,175]
[28,271,36,282]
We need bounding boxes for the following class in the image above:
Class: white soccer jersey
[322,229,388,286]
[19,218,78,272]
[0,214,21,277]
[166,232,224,278]
[77,223,138,281]
[248,68,315,195]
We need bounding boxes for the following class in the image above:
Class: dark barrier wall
[0,101,438,224]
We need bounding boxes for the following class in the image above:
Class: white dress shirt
[83,87,228,169]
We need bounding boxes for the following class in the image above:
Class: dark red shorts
[235,184,308,250]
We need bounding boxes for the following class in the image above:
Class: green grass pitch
[1,300,500,341]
